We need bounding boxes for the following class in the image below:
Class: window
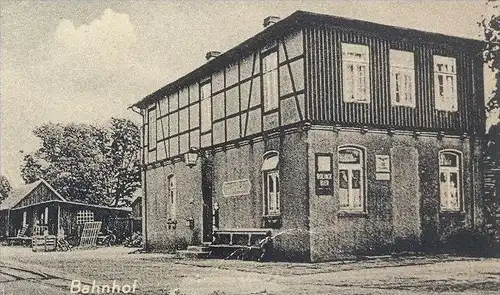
[262,51,279,111]
[262,151,280,215]
[76,210,94,225]
[439,151,461,211]
[434,56,457,111]
[148,108,157,150]
[390,50,415,107]
[338,146,366,211]
[200,82,212,133]
[167,175,177,220]
[342,43,370,103]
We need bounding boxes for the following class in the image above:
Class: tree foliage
[480,0,500,113]
[0,175,12,203]
[21,118,141,207]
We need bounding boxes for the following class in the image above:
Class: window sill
[343,100,370,104]
[262,214,281,229]
[337,211,368,218]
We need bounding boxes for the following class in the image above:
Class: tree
[0,175,12,203]
[480,0,500,115]
[20,118,141,207]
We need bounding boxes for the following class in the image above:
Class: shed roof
[0,180,43,210]
[131,10,484,109]
[0,179,130,212]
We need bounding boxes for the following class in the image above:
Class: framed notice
[315,153,333,195]
[375,155,390,173]
[222,179,251,197]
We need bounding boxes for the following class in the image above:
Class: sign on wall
[315,153,333,195]
[375,155,391,180]
[222,179,251,197]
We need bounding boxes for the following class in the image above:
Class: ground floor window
[262,151,280,215]
[439,150,462,211]
[338,146,366,211]
[76,210,94,225]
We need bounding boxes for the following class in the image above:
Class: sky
[0,0,497,186]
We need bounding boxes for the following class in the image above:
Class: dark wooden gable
[13,182,63,209]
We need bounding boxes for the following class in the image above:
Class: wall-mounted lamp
[184,147,199,167]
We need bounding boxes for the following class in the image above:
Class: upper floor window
[200,82,212,133]
[434,56,457,112]
[147,108,156,150]
[439,151,461,211]
[342,43,370,103]
[338,146,366,211]
[390,50,415,107]
[167,174,177,220]
[262,51,279,112]
[262,151,280,215]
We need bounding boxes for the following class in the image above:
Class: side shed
[0,179,131,242]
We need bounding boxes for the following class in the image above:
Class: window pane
[268,175,274,193]
[339,149,360,163]
[339,170,349,189]
[339,187,349,207]
[440,153,458,167]
[352,170,361,189]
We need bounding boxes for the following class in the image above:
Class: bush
[440,226,498,257]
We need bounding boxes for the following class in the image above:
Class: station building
[131,11,486,261]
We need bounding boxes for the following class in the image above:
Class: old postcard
[1,1,499,294]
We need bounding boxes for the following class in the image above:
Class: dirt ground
[0,246,499,295]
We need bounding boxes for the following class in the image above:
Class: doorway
[201,157,214,243]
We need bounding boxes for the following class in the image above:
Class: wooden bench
[212,228,272,246]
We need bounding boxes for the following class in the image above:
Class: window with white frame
[167,174,177,220]
[338,146,366,211]
[342,43,370,103]
[434,56,457,111]
[262,50,279,112]
[200,82,212,133]
[439,151,461,211]
[76,210,94,225]
[262,151,280,215]
[390,50,415,107]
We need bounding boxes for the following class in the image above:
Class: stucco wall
[308,128,482,261]
[145,160,203,251]
[213,131,310,261]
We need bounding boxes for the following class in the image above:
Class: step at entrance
[176,245,211,259]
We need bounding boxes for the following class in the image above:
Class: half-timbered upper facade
[134,11,484,167]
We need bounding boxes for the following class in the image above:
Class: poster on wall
[375,155,391,180]
[315,153,333,195]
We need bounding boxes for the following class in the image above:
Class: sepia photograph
[0,0,499,294]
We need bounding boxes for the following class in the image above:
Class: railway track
[0,264,108,294]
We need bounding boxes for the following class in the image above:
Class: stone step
[187,245,210,252]
[176,250,210,259]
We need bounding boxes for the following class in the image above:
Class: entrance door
[202,158,214,243]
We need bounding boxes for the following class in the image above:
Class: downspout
[130,105,148,250]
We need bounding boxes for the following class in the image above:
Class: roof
[0,179,131,212]
[132,10,484,109]
[0,180,42,210]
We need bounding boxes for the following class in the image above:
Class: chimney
[263,16,280,28]
[205,51,221,61]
